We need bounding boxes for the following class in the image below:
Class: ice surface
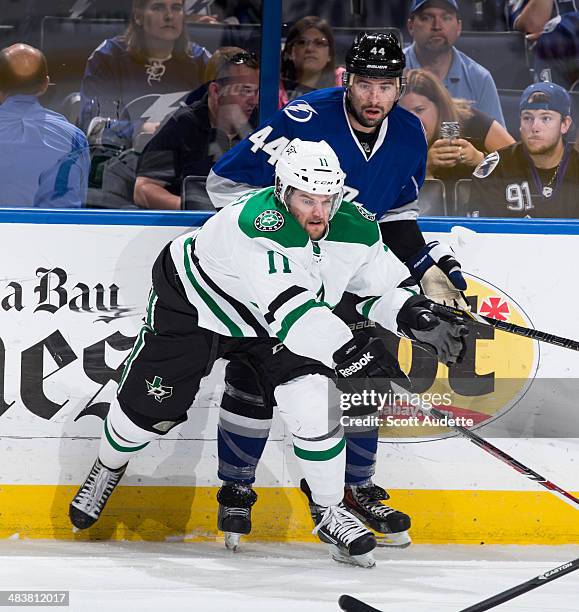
[1,541,577,611]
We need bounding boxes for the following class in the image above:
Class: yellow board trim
[1,485,578,544]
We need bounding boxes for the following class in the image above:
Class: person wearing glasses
[134,47,258,209]
[279,16,342,107]
[79,0,209,138]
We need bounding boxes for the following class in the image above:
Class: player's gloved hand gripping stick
[429,301,579,352]
[397,294,469,366]
[405,241,469,309]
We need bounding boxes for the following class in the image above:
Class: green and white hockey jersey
[169,187,413,368]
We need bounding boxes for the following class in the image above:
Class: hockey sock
[345,427,378,486]
[98,399,157,469]
[217,384,272,485]
[293,432,346,507]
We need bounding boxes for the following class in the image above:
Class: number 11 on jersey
[267,250,291,274]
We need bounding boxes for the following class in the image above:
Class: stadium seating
[186,22,262,56]
[418,178,447,216]
[332,27,402,67]
[181,175,216,211]
[0,24,16,46]
[497,89,524,139]
[40,17,127,112]
[454,178,473,217]
[453,31,532,90]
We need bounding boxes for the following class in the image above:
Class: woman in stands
[279,16,342,107]
[399,68,515,180]
[79,0,209,140]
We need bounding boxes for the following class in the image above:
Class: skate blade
[328,545,375,568]
[375,530,411,548]
[224,532,242,552]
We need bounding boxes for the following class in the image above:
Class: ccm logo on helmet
[338,352,374,377]
[283,100,318,122]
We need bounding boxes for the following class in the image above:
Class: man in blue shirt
[0,43,90,208]
[404,0,506,126]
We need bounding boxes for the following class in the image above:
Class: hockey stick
[428,302,579,352]
[417,401,579,510]
[458,557,579,611]
[338,594,380,611]
[338,558,579,612]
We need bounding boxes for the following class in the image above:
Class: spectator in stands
[204,0,261,24]
[469,82,578,216]
[0,43,90,208]
[404,0,506,126]
[505,0,578,89]
[79,0,209,139]
[134,47,258,209]
[399,68,514,180]
[279,16,342,106]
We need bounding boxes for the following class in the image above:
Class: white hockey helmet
[274,138,346,219]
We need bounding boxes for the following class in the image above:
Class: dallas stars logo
[254,209,285,232]
[146,376,173,403]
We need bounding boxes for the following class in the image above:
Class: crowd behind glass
[0,0,577,217]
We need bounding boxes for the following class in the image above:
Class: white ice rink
[1,541,577,611]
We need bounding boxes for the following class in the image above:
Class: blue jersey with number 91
[207,87,427,221]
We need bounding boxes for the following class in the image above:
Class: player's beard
[346,94,392,129]
[307,220,328,240]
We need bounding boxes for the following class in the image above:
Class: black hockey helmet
[345,32,405,80]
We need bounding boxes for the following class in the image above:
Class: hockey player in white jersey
[208,32,468,551]
[69,139,467,568]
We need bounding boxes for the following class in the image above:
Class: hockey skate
[69,458,127,530]
[300,479,376,568]
[344,482,411,548]
[217,482,257,552]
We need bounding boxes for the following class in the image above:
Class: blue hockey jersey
[505,0,577,29]
[207,87,427,222]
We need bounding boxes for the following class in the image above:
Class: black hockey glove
[333,332,408,392]
[397,295,469,366]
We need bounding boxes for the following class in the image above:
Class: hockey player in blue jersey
[206,32,468,551]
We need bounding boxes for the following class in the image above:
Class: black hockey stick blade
[339,594,382,612]
[458,557,579,612]
[429,302,579,352]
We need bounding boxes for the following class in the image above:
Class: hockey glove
[397,295,469,366]
[405,241,469,309]
[333,332,408,392]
